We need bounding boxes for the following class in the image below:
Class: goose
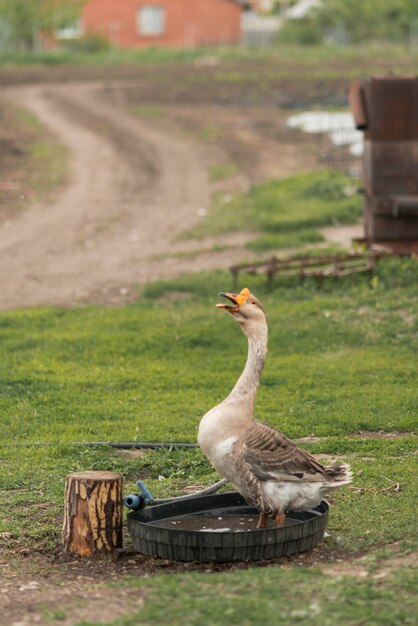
[198,287,352,529]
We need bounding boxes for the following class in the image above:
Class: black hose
[110,442,198,450]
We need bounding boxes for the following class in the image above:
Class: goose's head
[216,287,267,331]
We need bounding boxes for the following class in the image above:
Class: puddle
[150,514,299,532]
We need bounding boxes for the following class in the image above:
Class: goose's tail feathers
[325,463,352,487]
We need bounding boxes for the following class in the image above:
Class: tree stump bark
[62,470,123,557]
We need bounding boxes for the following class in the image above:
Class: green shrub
[279,17,324,46]
[63,33,110,53]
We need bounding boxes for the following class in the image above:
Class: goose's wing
[243,421,328,482]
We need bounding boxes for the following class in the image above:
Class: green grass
[0,265,416,626]
[0,43,417,75]
[199,125,222,143]
[1,258,415,445]
[130,103,163,119]
[0,436,416,555]
[209,163,239,182]
[184,170,362,252]
[97,564,418,626]
[246,229,325,252]
[0,257,416,555]
[0,46,204,67]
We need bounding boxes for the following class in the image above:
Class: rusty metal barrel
[350,76,418,242]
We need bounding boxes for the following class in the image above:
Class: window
[137,6,166,36]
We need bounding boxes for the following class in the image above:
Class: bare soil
[1,540,415,626]
[0,72,337,310]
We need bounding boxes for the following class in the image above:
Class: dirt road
[1,81,219,308]
[1,78,334,310]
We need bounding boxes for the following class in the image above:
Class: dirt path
[1,78,331,310]
[0,81,231,309]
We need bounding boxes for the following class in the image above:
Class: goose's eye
[251,300,257,304]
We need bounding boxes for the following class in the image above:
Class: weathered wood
[62,470,123,557]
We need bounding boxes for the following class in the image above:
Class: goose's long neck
[228,322,268,401]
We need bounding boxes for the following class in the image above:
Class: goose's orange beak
[216,287,250,313]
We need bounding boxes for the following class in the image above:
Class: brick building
[81,0,245,48]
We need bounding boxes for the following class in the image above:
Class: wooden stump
[62,470,123,557]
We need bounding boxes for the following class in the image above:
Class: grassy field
[0,42,417,71]
[0,257,417,624]
[112,562,418,626]
[184,169,362,251]
[0,257,417,553]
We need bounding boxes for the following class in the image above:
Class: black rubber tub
[127,491,329,563]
